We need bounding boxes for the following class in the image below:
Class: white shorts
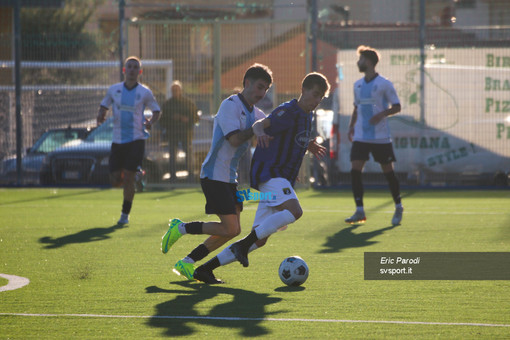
[252,177,298,228]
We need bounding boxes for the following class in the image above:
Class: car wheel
[493,172,508,186]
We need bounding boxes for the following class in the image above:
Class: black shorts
[201,178,243,215]
[109,140,145,173]
[350,141,396,164]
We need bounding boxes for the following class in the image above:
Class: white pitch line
[235,206,509,215]
[0,274,30,292]
[0,312,508,328]
[300,209,508,215]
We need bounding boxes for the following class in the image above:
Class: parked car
[39,114,214,186]
[39,117,168,186]
[309,109,336,188]
[0,126,92,185]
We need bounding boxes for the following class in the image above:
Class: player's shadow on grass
[319,224,398,254]
[0,189,102,206]
[146,281,284,337]
[39,224,123,249]
[151,187,203,200]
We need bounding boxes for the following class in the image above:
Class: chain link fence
[1,0,509,187]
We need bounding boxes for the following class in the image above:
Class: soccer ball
[278,256,309,286]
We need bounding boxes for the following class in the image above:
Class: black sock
[122,200,132,214]
[187,244,209,262]
[240,229,259,249]
[185,221,203,234]
[198,257,221,272]
[351,169,364,207]
[384,171,401,205]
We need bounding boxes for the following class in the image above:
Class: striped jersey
[250,99,312,190]
[100,82,160,144]
[353,74,400,143]
[200,94,266,183]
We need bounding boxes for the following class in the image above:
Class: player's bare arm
[145,110,161,130]
[252,118,272,148]
[97,106,108,126]
[227,118,270,148]
[227,127,255,147]
[348,106,358,142]
[369,103,401,125]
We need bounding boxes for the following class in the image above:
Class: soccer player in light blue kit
[345,45,403,226]
[161,64,273,283]
[191,73,330,282]
[97,56,160,225]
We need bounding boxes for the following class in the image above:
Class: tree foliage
[21,0,105,61]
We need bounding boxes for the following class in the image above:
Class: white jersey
[353,75,400,143]
[100,82,160,144]
[200,94,266,183]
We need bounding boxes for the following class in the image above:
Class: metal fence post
[419,0,426,125]
[119,0,125,81]
[213,22,222,113]
[14,1,22,186]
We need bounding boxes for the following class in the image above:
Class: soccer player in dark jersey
[191,72,330,283]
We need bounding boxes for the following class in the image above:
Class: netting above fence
[1,0,510,187]
[0,60,172,159]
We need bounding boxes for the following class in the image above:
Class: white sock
[178,222,187,235]
[182,256,194,264]
[254,209,296,240]
[217,243,259,266]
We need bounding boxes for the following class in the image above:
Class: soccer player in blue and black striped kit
[192,72,330,282]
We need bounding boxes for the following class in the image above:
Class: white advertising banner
[335,48,510,182]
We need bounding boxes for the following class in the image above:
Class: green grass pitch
[1,187,509,338]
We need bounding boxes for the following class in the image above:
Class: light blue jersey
[200,94,266,183]
[100,82,160,144]
[353,75,400,143]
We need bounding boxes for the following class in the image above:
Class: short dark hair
[243,63,273,87]
[357,45,380,66]
[302,72,330,97]
[125,56,142,68]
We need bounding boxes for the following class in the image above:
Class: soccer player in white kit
[97,56,160,226]
[345,45,403,226]
[161,64,273,283]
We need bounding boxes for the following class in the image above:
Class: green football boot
[161,218,183,254]
[173,260,196,280]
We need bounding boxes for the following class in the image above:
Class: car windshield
[85,118,113,142]
[31,130,84,153]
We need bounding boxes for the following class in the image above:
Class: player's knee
[383,169,395,178]
[224,223,241,238]
[111,175,122,187]
[229,228,241,238]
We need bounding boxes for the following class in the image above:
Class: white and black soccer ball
[278,256,309,286]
